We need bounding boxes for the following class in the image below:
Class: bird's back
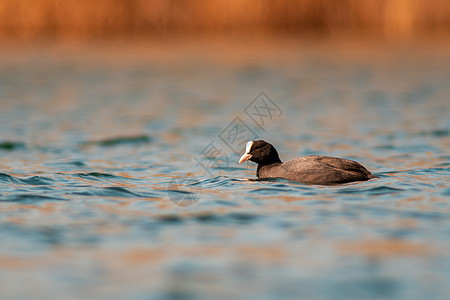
[258,155,377,184]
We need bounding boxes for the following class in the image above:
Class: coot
[239,140,377,184]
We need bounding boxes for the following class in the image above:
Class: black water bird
[239,140,377,185]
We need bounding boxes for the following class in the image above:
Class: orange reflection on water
[237,245,286,264]
[0,254,36,269]
[337,239,434,258]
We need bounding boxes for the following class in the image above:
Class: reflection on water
[0,41,449,299]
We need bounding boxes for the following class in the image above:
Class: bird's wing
[281,155,371,175]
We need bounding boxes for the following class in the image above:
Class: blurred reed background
[0,0,449,40]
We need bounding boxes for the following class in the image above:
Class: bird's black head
[238,140,281,166]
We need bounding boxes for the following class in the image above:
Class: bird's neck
[256,157,282,177]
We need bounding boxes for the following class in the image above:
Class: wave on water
[70,186,158,198]
[0,173,55,185]
[75,172,138,180]
[45,160,87,167]
[155,211,260,225]
[0,141,26,151]
[248,187,297,195]
[194,176,232,188]
[336,186,404,195]
[0,193,66,202]
[82,135,152,147]
[0,172,160,201]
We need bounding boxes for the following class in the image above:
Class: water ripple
[0,193,66,202]
[0,173,55,185]
[336,186,404,195]
[82,135,152,147]
[0,141,26,151]
[70,186,156,198]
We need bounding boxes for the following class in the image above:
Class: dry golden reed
[0,0,448,39]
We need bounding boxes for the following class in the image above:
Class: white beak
[239,153,252,164]
[239,141,254,164]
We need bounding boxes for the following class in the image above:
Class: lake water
[0,41,449,299]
